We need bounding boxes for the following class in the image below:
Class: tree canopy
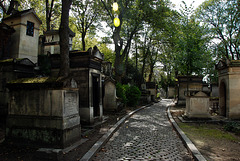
[1,0,234,85]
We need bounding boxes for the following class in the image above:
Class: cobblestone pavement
[93,99,192,161]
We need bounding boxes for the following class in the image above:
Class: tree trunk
[141,50,148,84]
[113,26,124,83]
[46,0,50,31]
[46,0,55,31]
[82,32,86,51]
[135,38,138,71]
[58,0,72,80]
[148,63,154,82]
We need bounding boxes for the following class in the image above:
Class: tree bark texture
[58,0,72,79]
[46,0,54,31]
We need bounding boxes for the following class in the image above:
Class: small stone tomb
[6,78,81,148]
[146,82,157,101]
[185,91,211,119]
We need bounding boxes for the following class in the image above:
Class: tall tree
[58,0,72,80]
[196,0,240,60]
[100,0,170,82]
[72,0,100,51]
[174,2,212,76]
[45,0,61,31]
[0,0,18,16]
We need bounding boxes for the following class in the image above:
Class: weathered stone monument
[216,60,240,119]
[185,91,211,118]
[2,9,42,63]
[6,78,81,148]
[103,77,117,111]
[146,82,157,102]
[0,58,35,123]
[139,83,151,105]
[177,76,203,105]
[167,86,175,98]
[40,29,75,55]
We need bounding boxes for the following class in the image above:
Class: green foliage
[116,82,127,104]
[116,83,141,107]
[196,0,240,60]
[224,122,240,134]
[98,43,115,64]
[158,73,175,91]
[174,3,212,76]
[125,85,141,107]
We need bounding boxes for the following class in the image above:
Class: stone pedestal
[6,85,81,148]
[185,91,211,118]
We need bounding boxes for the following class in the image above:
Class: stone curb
[80,103,153,161]
[167,106,207,161]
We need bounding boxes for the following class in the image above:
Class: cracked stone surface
[93,99,192,161]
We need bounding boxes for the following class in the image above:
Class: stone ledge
[167,106,206,161]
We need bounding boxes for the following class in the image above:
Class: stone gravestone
[167,86,175,98]
[185,91,211,119]
[103,77,117,111]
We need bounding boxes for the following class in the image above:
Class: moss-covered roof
[8,77,59,84]
[7,77,64,90]
[0,58,24,63]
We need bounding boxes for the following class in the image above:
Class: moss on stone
[0,58,24,63]
[8,77,59,84]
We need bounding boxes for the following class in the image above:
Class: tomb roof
[0,58,35,66]
[2,8,42,24]
[44,29,76,37]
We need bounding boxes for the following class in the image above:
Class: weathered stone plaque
[64,91,78,116]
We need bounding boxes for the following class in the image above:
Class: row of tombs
[0,8,157,148]
[169,68,240,120]
[1,7,240,149]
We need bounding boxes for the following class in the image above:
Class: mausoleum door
[219,81,227,117]
[92,75,100,117]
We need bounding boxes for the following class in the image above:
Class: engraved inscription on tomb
[64,92,78,116]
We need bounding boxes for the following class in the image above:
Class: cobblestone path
[93,99,192,161]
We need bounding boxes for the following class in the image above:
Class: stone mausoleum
[50,47,104,124]
[216,60,240,119]
[2,8,42,63]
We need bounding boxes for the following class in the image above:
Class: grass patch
[178,122,240,142]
